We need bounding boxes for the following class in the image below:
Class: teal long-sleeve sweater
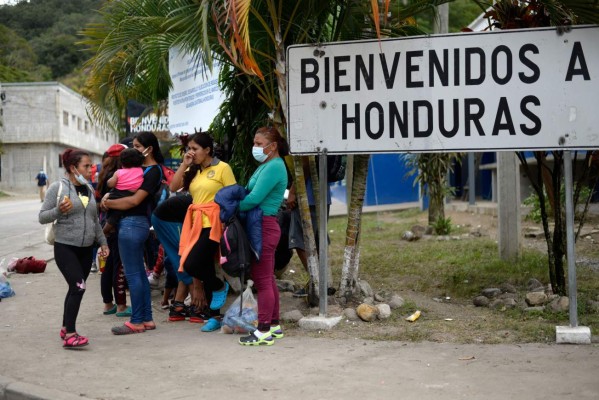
[239,157,287,216]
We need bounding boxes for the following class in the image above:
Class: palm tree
[81,0,441,302]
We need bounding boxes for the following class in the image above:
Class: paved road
[0,196,54,263]
[1,196,599,400]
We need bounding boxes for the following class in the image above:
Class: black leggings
[54,242,93,333]
[182,228,222,310]
[100,233,127,305]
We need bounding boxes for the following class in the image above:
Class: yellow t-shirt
[189,160,236,227]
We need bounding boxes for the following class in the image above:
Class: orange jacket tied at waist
[178,202,222,272]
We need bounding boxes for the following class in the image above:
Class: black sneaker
[239,331,274,346]
[293,288,308,298]
[168,301,188,322]
[189,306,210,324]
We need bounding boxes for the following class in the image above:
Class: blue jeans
[118,216,152,324]
[151,214,192,286]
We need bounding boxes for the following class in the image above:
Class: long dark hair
[97,156,120,198]
[182,132,215,191]
[255,126,289,157]
[134,131,164,164]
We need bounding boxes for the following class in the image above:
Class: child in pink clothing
[104,148,145,233]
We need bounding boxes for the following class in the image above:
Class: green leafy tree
[0,0,104,84]
[80,0,442,302]
[0,24,51,81]
[405,153,461,225]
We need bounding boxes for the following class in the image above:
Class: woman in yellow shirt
[169,133,236,332]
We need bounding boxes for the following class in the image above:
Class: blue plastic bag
[0,281,15,298]
[222,280,257,333]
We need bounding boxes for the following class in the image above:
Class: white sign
[168,46,224,135]
[287,26,599,154]
[130,114,169,133]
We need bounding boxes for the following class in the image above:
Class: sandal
[63,333,89,348]
[111,321,146,335]
[239,331,274,346]
[143,322,156,330]
[116,306,132,317]
[60,327,66,340]
[103,305,117,315]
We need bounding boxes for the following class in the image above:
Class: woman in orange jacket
[169,132,236,332]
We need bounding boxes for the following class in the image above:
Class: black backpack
[219,215,252,280]
[315,155,347,183]
[143,165,171,209]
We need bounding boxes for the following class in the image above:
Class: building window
[84,121,89,132]
[77,117,82,130]
[63,111,68,126]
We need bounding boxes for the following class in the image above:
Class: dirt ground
[276,208,599,343]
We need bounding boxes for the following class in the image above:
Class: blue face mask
[74,172,88,185]
[252,143,272,163]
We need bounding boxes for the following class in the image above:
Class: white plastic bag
[222,280,258,334]
[0,258,6,282]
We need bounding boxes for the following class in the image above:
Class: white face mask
[74,171,88,185]
[252,143,273,163]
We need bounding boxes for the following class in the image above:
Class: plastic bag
[6,257,18,273]
[0,281,15,298]
[0,258,15,298]
[222,280,258,334]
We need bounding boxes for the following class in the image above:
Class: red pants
[251,216,281,325]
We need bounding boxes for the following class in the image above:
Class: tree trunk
[550,151,567,295]
[272,26,321,300]
[293,156,320,298]
[338,154,369,299]
[428,181,445,225]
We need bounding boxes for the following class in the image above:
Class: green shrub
[433,216,452,235]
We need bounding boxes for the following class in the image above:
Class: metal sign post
[318,149,329,316]
[563,150,578,327]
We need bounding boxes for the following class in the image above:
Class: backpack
[143,165,173,208]
[219,215,252,280]
[326,155,347,183]
[315,155,347,183]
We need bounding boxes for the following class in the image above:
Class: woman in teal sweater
[238,126,288,346]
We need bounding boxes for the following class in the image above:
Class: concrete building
[0,82,118,193]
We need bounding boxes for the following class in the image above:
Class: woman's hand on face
[183,150,195,167]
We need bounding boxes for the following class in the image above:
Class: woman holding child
[101,131,164,335]
[96,143,130,317]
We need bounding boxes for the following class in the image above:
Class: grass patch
[282,208,599,343]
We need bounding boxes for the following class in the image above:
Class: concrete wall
[0,82,119,192]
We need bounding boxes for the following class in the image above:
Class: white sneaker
[90,263,98,273]
[148,272,165,290]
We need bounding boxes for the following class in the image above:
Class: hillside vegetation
[0,0,103,87]
[0,0,483,93]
